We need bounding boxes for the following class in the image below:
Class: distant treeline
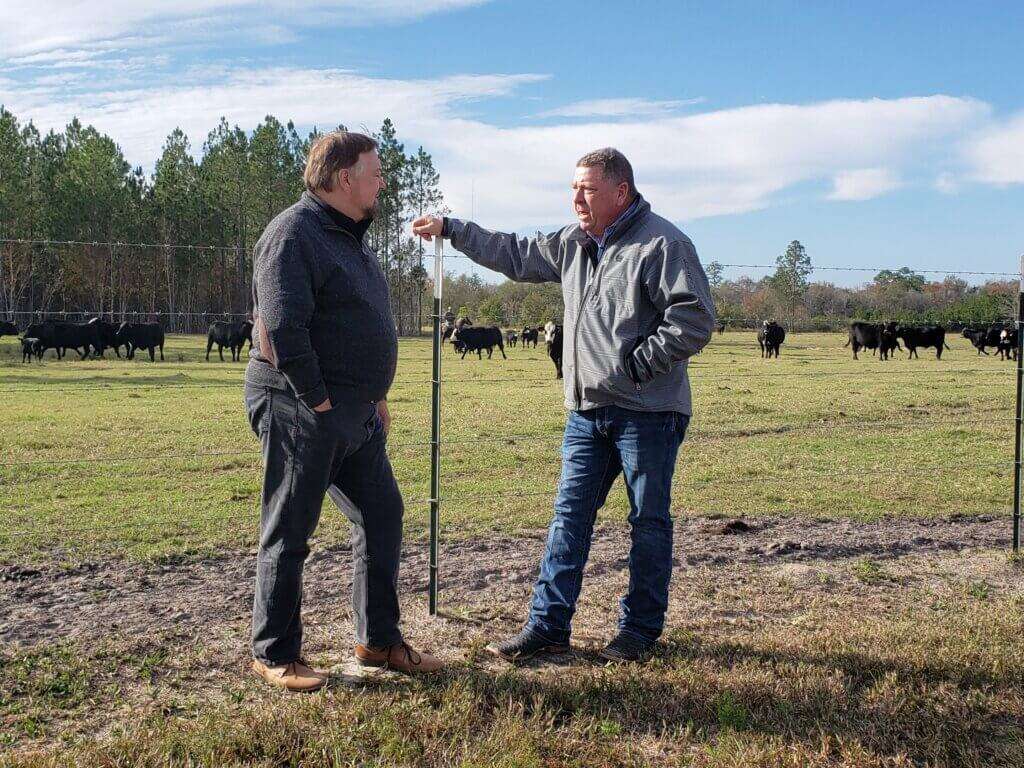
[1,107,1014,335]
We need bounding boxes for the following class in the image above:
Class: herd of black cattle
[0,315,1017,374]
[0,318,254,363]
[440,317,1021,380]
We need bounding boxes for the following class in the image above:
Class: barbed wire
[0,238,241,252]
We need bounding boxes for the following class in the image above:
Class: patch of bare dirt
[0,513,1014,651]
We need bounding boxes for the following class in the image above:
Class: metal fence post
[1014,254,1023,553]
[429,236,444,614]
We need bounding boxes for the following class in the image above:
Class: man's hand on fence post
[412,215,444,241]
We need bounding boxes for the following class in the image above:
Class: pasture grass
[3,580,1022,766]
[0,331,1015,563]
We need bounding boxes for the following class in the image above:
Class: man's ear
[336,168,349,191]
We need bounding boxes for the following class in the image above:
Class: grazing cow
[117,322,165,361]
[0,320,18,338]
[896,324,950,360]
[547,324,564,379]
[87,317,125,358]
[505,330,518,348]
[878,322,902,361]
[451,325,506,360]
[206,320,252,362]
[844,322,883,360]
[757,320,785,358]
[521,326,539,348]
[962,326,1002,356]
[998,327,1019,361]
[20,337,42,362]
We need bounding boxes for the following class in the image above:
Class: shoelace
[385,642,421,669]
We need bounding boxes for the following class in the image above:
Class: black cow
[451,325,506,360]
[0,320,18,338]
[547,325,564,379]
[20,336,42,362]
[998,327,1018,361]
[844,322,883,360]
[207,320,253,361]
[49,321,101,359]
[896,324,950,360]
[878,322,902,361]
[87,317,125,358]
[118,322,165,361]
[521,326,539,348]
[757,320,785,358]
[715,322,726,335]
[505,330,518,348]
[962,326,1002,356]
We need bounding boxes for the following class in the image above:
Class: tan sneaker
[251,658,327,693]
[355,642,443,674]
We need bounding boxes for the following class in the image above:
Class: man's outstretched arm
[412,214,562,284]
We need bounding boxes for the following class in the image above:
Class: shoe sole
[485,643,571,662]
[251,669,326,693]
[355,658,442,674]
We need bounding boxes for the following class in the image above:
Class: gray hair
[576,147,636,197]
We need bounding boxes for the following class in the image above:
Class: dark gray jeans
[244,382,404,665]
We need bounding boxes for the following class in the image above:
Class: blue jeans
[526,405,689,644]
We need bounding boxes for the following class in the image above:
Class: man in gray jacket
[246,131,441,692]
[413,148,715,662]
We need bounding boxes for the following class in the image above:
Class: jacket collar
[567,194,650,245]
[300,190,373,243]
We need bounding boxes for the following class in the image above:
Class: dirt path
[1,514,1013,650]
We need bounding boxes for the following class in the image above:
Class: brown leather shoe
[252,658,327,693]
[355,641,443,674]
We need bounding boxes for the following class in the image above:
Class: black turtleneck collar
[310,191,373,243]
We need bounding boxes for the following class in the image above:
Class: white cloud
[0,65,992,230]
[0,0,489,57]
[964,111,1024,185]
[934,172,959,194]
[828,168,902,201]
[537,97,704,119]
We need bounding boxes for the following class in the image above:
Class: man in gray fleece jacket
[413,148,715,663]
[246,131,441,692]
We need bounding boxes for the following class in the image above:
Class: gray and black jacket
[444,196,715,415]
[246,191,398,408]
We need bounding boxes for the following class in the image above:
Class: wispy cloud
[0,0,490,58]
[828,168,902,201]
[0,63,998,229]
[537,97,704,119]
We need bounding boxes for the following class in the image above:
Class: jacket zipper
[573,244,602,408]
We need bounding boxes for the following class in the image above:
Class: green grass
[0,331,1015,562]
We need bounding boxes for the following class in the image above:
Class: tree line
[0,106,1013,336]
[0,108,445,333]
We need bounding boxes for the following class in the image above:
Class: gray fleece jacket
[444,196,715,415]
[246,191,398,408]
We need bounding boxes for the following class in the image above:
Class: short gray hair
[576,147,636,197]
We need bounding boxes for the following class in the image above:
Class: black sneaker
[485,627,570,662]
[598,632,654,663]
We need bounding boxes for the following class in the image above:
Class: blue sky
[2,0,1023,285]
